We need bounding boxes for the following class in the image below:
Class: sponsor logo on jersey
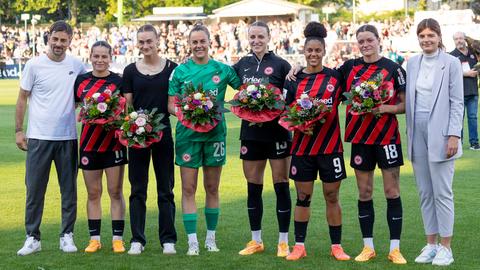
[319,96,334,106]
[291,165,297,176]
[326,84,335,92]
[81,156,89,165]
[209,88,219,96]
[212,75,221,84]
[354,155,363,165]
[240,146,248,155]
[182,153,191,162]
[242,75,263,84]
[264,66,274,75]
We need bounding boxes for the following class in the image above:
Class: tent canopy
[212,0,315,18]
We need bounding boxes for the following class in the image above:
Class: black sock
[387,197,402,240]
[358,200,374,238]
[294,221,308,243]
[112,220,125,237]
[329,225,342,245]
[247,182,263,231]
[274,182,291,233]
[88,219,101,237]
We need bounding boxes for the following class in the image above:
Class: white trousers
[412,112,455,237]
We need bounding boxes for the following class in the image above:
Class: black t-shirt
[450,48,479,96]
[233,51,292,142]
[122,59,177,132]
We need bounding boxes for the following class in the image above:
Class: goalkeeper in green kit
[168,24,241,256]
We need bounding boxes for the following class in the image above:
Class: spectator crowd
[0,17,413,77]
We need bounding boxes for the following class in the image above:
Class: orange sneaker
[331,244,350,261]
[239,240,264,255]
[85,239,101,253]
[354,246,376,262]
[388,248,407,264]
[277,242,289,257]
[286,245,306,261]
[112,239,125,253]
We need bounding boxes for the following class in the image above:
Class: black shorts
[240,140,291,160]
[350,143,403,171]
[79,149,128,170]
[289,153,347,183]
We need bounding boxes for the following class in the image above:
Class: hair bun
[304,22,327,39]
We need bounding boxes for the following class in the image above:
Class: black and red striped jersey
[338,57,406,145]
[74,72,125,152]
[284,67,344,156]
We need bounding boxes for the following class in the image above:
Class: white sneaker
[432,245,454,266]
[163,243,176,255]
[186,241,199,256]
[59,232,78,253]
[205,238,219,252]
[415,244,437,263]
[128,242,144,255]
[17,236,41,256]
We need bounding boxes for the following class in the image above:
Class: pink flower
[206,100,214,109]
[373,90,381,100]
[104,89,112,95]
[96,102,107,113]
[135,116,147,127]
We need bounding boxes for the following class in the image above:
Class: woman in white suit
[406,18,463,266]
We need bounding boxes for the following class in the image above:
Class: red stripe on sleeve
[77,78,92,99]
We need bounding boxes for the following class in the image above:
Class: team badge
[264,67,274,75]
[326,84,335,92]
[291,166,297,176]
[212,75,221,84]
[81,156,89,166]
[240,146,248,155]
[354,155,363,165]
[182,153,191,162]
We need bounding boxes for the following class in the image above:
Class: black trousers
[128,134,176,246]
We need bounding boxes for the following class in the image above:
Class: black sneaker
[470,144,480,150]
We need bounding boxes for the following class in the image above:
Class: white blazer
[405,50,464,162]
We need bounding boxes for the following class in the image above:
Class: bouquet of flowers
[115,108,165,149]
[343,73,394,116]
[278,93,331,135]
[78,89,126,128]
[229,82,285,124]
[175,83,224,133]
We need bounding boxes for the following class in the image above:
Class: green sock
[183,213,197,235]
[205,208,220,231]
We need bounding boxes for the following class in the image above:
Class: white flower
[135,116,147,127]
[259,84,266,89]
[183,105,190,110]
[296,98,302,104]
[246,85,257,92]
[256,93,261,98]
[300,93,309,100]
[129,112,138,119]
[193,93,203,100]
[135,127,145,135]
[92,93,101,100]
[355,86,362,93]
[96,102,107,113]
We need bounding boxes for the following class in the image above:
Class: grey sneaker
[432,245,454,266]
[470,143,480,150]
[59,232,77,253]
[17,236,41,256]
[414,244,437,263]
